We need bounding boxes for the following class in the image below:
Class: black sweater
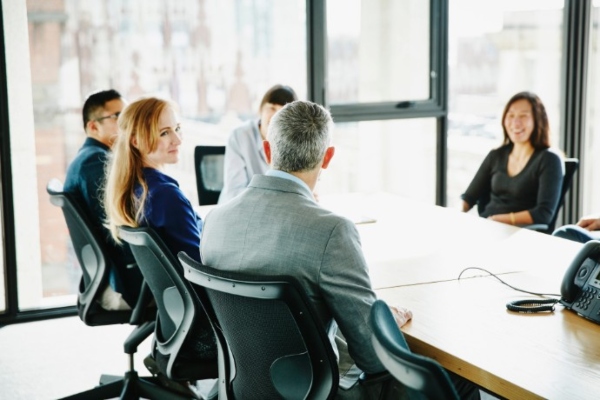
[461,144,563,224]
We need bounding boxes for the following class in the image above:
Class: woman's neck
[510,142,534,160]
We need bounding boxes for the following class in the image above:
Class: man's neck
[87,132,112,148]
[288,169,319,192]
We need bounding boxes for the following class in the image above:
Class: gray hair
[267,100,333,173]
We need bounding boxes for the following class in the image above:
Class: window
[14,0,306,311]
[447,0,565,210]
[319,119,437,202]
[582,1,600,215]
[326,0,430,105]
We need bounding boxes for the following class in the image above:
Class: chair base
[58,370,193,400]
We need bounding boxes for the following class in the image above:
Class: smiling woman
[460,91,564,227]
[104,97,205,265]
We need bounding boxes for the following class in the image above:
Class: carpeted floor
[0,316,219,400]
[0,316,154,399]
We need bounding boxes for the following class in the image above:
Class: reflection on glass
[319,119,436,204]
[582,4,600,215]
[326,0,430,104]
[447,0,564,210]
[23,0,306,310]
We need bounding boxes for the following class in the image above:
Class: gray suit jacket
[201,174,384,374]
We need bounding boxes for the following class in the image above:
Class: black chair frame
[179,252,339,400]
[48,178,186,400]
[118,226,218,386]
[194,145,225,206]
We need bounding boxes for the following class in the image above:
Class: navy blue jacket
[137,168,203,264]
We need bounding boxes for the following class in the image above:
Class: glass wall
[319,119,437,202]
[447,0,564,210]
[326,0,430,105]
[18,0,306,310]
[582,1,600,216]
[324,0,436,202]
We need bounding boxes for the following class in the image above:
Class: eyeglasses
[95,112,120,122]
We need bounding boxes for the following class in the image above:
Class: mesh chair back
[194,145,225,205]
[180,252,338,400]
[47,178,131,325]
[370,300,459,400]
[118,226,216,380]
[547,158,579,232]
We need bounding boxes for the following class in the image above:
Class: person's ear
[131,136,138,149]
[321,146,335,169]
[263,140,272,165]
[86,120,98,135]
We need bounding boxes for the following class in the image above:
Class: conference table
[198,192,596,399]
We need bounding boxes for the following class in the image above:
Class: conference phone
[560,239,600,324]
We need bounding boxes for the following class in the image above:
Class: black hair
[259,85,298,110]
[82,89,122,129]
[501,91,550,150]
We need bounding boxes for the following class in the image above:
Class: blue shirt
[137,168,203,263]
[266,169,312,194]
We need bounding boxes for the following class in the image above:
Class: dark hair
[501,91,550,149]
[259,84,298,110]
[82,89,122,129]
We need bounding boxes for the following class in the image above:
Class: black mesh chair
[477,158,579,234]
[179,252,339,400]
[47,178,182,400]
[370,300,460,400]
[117,226,218,390]
[194,145,225,205]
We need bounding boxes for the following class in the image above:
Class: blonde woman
[105,96,203,263]
[104,96,215,363]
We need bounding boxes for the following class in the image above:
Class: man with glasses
[64,89,143,310]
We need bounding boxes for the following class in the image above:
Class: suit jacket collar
[248,174,315,202]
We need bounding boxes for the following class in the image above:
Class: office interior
[0,0,599,398]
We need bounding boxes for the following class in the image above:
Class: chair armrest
[124,320,155,355]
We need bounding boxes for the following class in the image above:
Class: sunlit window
[447,0,565,209]
[326,0,430,105]
[582,1,600,215]
[319,119,437,203]
[20,0,306,310]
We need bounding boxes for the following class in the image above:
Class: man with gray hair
[200,100,413,398]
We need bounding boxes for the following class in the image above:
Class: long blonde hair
[104,97,172,241]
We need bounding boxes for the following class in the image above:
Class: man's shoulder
[70,143,109,167]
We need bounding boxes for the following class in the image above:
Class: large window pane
[326,0,430,105]
[319,119,436,204]
[582,1,600,215]
[447,0,564,209]
[21,0,306,310]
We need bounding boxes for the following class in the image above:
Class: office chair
[194,145,225,205]
[477,157,579,234]
[117,226,219,395]
[179,252,339,400]
[48,178,186,399]
[369,300,460,400]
